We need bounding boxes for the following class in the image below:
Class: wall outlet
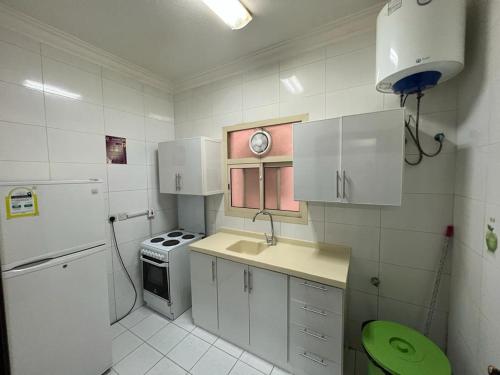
[147,208,155,219]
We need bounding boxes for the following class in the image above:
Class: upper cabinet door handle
[342,170,347,200]
[336,170,341,199]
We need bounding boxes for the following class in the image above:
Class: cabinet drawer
[290,277,343,314]
[290,299,343,338]
[289,345,341,375]
[290,323,341,363]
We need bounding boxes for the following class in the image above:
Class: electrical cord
[402,91,445,166]
[109,216,137,325]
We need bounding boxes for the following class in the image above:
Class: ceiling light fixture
[201,0,253,30]
[23,80,82,100]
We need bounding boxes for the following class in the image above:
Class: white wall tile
[485,142,500,205]
[103,78,144,115]
[347,289,378,322]
[453,195,485,254]
[126,139,147,165]
[145,118,175,143]
[104,108,145,140]
[279,94,325,121]
[403,153,456,194]
[325,204,380,226]
[148,190,176,212]
[212,85,242,116]
[144,93,174,122]
[47,128,105,164]
[347,257,379,295]
[0,121,48,161]
[243,75,279,109]
[325,84,383,118]
[380,229,451,273]
[379,263,449,310]
[0,161,49,181]
[281,220,324,242]
[325,47,375,92]
[243,104,279,122]
[325,223,379,261]
[109,190,148,215]
[0,81,45,125]
[151,209,177,235]
[381,194,453,234]
[455,145,487,200]
[190,92,213,120]
[45,93,104,134]
[0,39,42,86]
[279,61,325,101]
[108,164,148,192]
[42,57,102,104]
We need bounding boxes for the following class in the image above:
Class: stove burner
[182,234,195,239]
[150,237,165,243]
[167,231,183,238]
[162,240,180,247]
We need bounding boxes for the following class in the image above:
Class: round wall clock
[249,129,272,156]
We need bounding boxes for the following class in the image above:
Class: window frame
[222,114,309,224]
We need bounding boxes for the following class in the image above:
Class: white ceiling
[0,0,382,82]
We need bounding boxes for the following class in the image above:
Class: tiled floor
[109,306,291,375]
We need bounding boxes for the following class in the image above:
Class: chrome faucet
[252,210,276,246]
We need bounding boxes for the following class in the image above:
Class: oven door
[141,255,170,303]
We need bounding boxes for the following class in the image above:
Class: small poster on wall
[106,136,127,164]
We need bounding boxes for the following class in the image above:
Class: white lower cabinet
[190,251,218,333]
[190,251,345,374]
[217,258,250,347]
[248,266,288,365]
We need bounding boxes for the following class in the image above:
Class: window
[223,115,308,224]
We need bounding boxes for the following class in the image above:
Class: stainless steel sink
[226,240,268,255]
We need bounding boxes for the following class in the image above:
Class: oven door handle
[140,256,168,268]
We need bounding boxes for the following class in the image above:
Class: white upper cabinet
[293,118,341,203]
[293,109,404,206]
[342,110,404,205]
[158,137,222,196]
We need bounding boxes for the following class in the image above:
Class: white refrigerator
[0,180,111,375]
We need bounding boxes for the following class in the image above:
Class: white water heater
[376,0,466,94]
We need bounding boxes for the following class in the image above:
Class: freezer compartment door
[0,181,106,270]
[3,247,111,375]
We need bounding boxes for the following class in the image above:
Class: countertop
[189,228,351,289]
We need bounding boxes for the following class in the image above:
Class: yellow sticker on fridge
[4,187,39,219]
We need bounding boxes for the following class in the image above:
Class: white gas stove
[140,229,203,319]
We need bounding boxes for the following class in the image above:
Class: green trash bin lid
[362,321,451,375]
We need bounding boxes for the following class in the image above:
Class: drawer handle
[300,281,328,292]
[301,305,327,316]
[300,352,328,367]
[302,328,327,342]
